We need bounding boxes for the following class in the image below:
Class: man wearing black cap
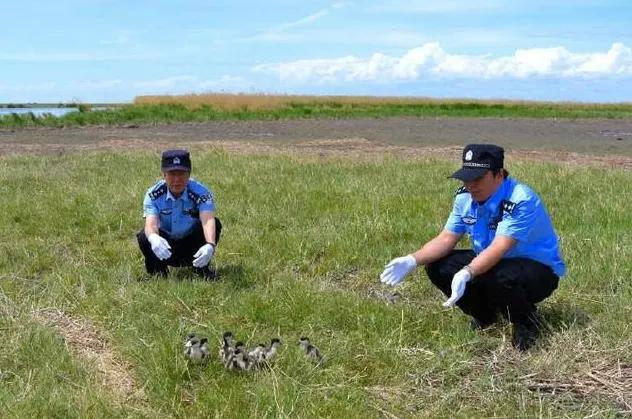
[136,149,222,279]
[380,144,565,351]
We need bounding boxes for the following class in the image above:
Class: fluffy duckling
[184,333,210,363]
[219,331,235,365]
[248,343,267,367]
[263,338,281,363]
[385,291,402,305]
[228,342,250,371]
[299,337,324,365]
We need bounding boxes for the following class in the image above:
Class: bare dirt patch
[32,308,146,404]
[2,118,631,168]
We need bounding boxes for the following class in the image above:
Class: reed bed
[134,93,632,112]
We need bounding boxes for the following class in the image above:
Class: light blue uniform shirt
[445,177,566,277]
[143,178,215,239]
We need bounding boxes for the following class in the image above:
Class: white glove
[380,255,417,286]
[147,233,172,260]
[442,268,472,307]
[192,243,215,268]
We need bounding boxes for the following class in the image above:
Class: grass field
[0,149,630,417]
[2,94,632,129]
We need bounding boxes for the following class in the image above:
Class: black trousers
[425,250,559,325]
[137,218,222,275]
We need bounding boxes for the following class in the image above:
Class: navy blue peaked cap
[449,144,504,181]
[161,149,191,172]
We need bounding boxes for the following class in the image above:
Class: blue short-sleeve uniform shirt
[445,177,566,277]
[143,178,215,239]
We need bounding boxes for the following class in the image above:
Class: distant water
[0,107,79,117]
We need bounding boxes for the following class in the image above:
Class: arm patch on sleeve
[188,190,213,205]
[187,190,200,202]
[454,186,468,197]
[197,194,212,204]
[148,184,167,200]
[501,200,517,214]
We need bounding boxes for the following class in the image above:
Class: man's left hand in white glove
[442,267,473,307]
[380,255,417,286]
[192,243,215,268]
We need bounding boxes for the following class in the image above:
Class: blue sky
[1,0,631,103]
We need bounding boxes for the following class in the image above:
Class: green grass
[0,151,630,417]
[2,100,632,129]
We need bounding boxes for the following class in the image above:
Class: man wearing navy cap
[137,149,221,279]
[380,144,565,351]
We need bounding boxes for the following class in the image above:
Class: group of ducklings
[183,332,323,369]
[223,332,283,371]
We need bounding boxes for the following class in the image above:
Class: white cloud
[570,43,632,75]
[254,42,632,82]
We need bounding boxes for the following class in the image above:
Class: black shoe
[194,266,217,281]
[512,321,539,351]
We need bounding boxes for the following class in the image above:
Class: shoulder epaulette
[148,183,167,200]
[454,186,468,197]
[501,200,517,214]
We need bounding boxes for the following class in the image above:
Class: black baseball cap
[161,149,191,172]
[449,144,504,182]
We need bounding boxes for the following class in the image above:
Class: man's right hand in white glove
[192,243,215,268]
[442,267,472,307]
[147,233,172,260]
[380,255,417,286]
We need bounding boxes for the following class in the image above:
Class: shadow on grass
[136,263,247,286]
[215,263,249,289]
[539,302,591,332]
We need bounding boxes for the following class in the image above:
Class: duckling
[248,343,267,369]
[219,331,235,365]
[299,337,324,365]
[184,333,197,357]
[263,338,281,363]
[184,334,210,363]
[385,291,402,305]
[228,343,250,371]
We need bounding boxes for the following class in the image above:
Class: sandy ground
[1,117,631,167]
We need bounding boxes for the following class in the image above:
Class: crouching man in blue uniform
[137,149,222,280]
[380,144,565,351]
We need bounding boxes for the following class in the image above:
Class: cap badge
[465,150,473,161]
[173,157,180,164]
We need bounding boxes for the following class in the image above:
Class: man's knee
[426,250,474,282]
[485,258,558,303]
[136,229,151,251]
[424,261,443,285]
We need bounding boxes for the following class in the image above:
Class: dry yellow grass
[133,93,628,111]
